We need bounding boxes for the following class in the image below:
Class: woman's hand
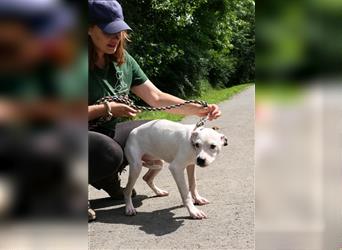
[88,102,140,121]
[109,102,140,118]
[197,104,221,120]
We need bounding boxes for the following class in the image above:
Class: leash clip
[194,114,209,131]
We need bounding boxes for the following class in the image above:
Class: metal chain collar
[89,95,209,130]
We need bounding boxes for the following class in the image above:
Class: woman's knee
[88,131,124,182]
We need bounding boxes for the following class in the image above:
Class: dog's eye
[210,144,216,150]
[195,143,200,148]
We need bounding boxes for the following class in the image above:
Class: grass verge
[135,83,253,121]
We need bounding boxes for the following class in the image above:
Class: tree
[121,0,255,97]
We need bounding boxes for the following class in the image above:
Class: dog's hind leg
[187,164,209,205]
[143,168,169,197]
[142,156,168,196]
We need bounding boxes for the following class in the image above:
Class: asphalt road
[89,85,255,250]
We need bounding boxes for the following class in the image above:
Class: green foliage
[257,0,342,79]
[207,49,237,88]
[121,0,255,97]
[228,0,255,85]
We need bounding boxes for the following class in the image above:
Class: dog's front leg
[187,164,209,205]
[169,163,207,219]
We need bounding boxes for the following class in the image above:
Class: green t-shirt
[89,50,148,130]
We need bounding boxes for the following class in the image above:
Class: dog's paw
[189,208,207,219]
[155,188,169,197]
[125,206,137,216]
[193,195,209,205]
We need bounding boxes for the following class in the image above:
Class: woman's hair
[89,27,130,70]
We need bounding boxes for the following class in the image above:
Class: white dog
[123,119,228,219]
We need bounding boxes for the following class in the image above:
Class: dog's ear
[191,131,199,143]
[221,135,228,146]
[212,126,220,131]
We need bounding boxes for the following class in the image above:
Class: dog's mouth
[197,163,209,168]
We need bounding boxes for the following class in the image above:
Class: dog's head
[190,127,228,167]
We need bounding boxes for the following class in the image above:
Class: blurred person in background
[0,0,87,221]
[256,0,342,249]
[88,0,221,221]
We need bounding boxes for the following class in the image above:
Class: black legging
[88,120,149,189]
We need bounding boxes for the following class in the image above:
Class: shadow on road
[90,196,128,209]
[90,195,186,236]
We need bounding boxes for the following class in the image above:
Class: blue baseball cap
[89,0,132,34]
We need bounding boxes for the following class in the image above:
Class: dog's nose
[196,157,206,166]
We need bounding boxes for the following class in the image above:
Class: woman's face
[88,26,121,55]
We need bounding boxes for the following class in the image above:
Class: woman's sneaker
[104,174,136,199]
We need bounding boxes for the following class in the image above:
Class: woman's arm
[131,80,221,120]
[88,104,107,121]
[88,102,140,121]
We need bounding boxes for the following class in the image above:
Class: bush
[121,0,255,97]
